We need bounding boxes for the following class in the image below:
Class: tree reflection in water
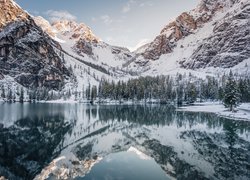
[0,104,249,179]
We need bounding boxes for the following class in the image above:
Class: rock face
[36,18,99,56]
[143,34,172,60]
[0,0,29,30]
[142,10,200,60]
[0,0,70,90]
[141,5,204,60]
[160,12,197,41]
[140,0,248,71]
[51,20,99,57]
[35,16,134,71]
[33,16,56,37]
[74,39,94,56]
[51,20,100,44]
[181,0,250,69]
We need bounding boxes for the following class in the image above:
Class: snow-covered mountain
[33,16,135,95]
[0,0,249,101]
[0,0,71,90]
[129,0,250,76]
[0,0,134,101]
[34,17,134,70]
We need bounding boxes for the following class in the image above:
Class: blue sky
[15,0,199,50]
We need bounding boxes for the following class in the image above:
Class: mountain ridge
[0,0,72,91]
[0,0,249,102]
[127,0,249,75]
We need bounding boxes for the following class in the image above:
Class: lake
[0,103,249,180]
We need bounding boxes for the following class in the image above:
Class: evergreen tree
[238,78,249,102]
[28,90,32,102]
[186,82,197,103]
[218,87,224,101]
[7,87,12,102]
[67,89,71,99]
[86,84,91,100]
[69,65,73,73]
[91,85,97,102]
[1,86,5,99]
[82,85,85,99]
[223,71,241,111]
[19,87,24,103]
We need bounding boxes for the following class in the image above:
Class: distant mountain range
[0,0,249,96]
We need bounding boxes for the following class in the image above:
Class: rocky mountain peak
[142,11,198,60]
[52,20,99,43]
[52,20,79,33]
[181,0,250,69]
[0,0,29,29]
[0,0,71,90]
[197,0,236,12]
[141,0,242,60]
[33,16,56,37]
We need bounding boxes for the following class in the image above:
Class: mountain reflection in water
[0,103,249,179]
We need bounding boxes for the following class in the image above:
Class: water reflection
[0,105,73,179]
[79,147,169,180]
[0,103,249,179]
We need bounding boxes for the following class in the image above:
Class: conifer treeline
[1,73,250,103]
[97,73,250,104]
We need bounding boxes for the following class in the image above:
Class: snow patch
[127,146,151,160]
[178,102,250,121]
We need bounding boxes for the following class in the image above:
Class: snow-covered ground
[178,102,250,121]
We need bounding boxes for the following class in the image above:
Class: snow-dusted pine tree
[19,87,24,103]
[223,70,241,111]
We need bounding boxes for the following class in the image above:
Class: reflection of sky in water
[1,103,250,179]
[80,147,170,180]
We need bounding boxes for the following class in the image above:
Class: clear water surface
[0,103,249,180]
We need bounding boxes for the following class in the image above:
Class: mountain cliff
[134,0,250,73]
[32,16,135,100]
[0,1,132,101]
[0,0,249,102]
[0,0,71,90]
[181,0,250,69]
[34,17,133,69]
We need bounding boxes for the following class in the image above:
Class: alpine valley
[1,1,250,180]
[0,0,249,103]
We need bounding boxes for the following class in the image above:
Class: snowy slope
[0,0,72,101]
[1,0,250,103]
[35,17,134,70]
[34,0,250,82]
[127,0,250,77]
[34,17,135,94]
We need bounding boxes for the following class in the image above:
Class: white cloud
[100,15,113,25]
[91,17,97,22]
[92,15,122,26]
[129,38,151,52]
[104,36,116,44]
[139,1,154,7]
[122,0,135,13]
[122,0,153,13]
[45,10,76,22]
[122,4,131,13]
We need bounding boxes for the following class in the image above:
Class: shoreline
[1,100,250,122]
[177,102,250,122]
